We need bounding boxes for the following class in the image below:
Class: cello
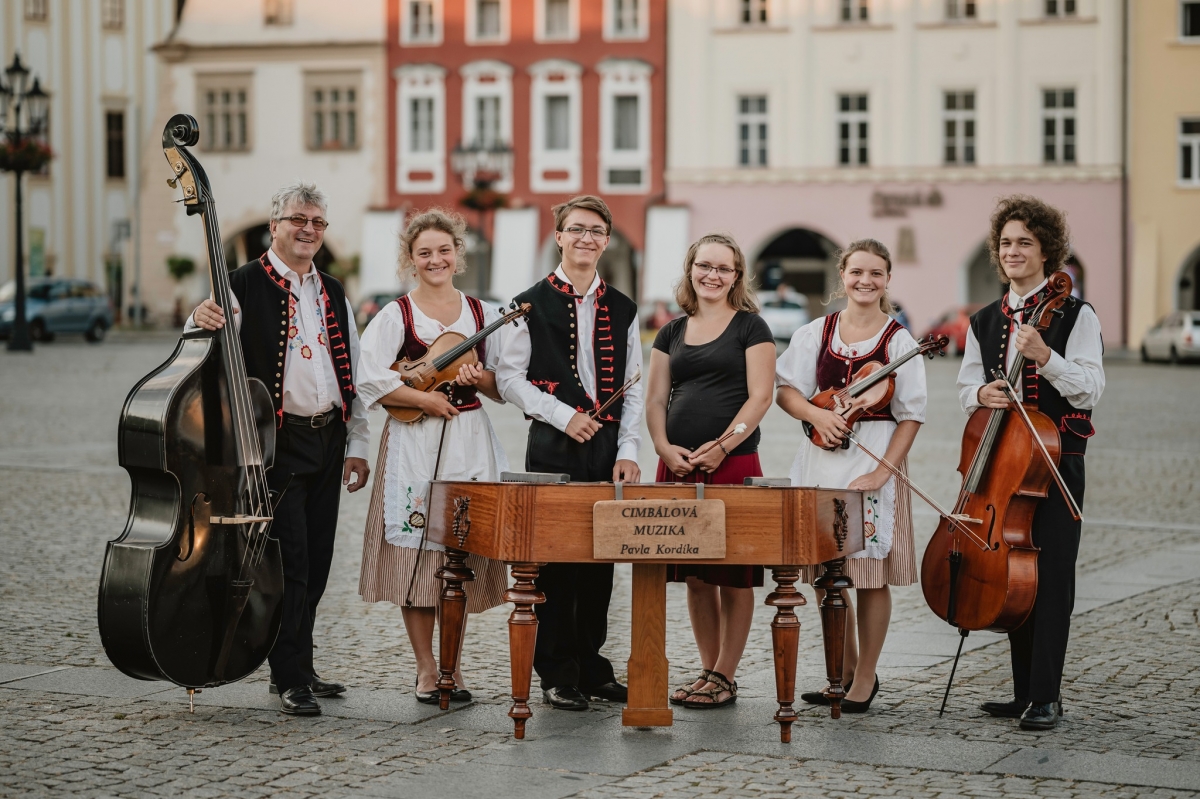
[921,270,1081,709]
[98,115,283,701]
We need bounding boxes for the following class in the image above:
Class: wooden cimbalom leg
[814,557,853,719]
[504,562,545,739]
[436,547,475,710]
[766,566,806,742]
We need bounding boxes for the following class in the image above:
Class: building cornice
[154,38,383,63]
[665,164,1122,185]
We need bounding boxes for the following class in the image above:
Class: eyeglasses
[561,226,609,240]
[278,214,330,231]
[693,263,737,278]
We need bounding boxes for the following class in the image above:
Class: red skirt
[658,452,765,589]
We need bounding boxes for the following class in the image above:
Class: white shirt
[496,266,644,463]
[184,249,370,460]
[957,278,1105,414]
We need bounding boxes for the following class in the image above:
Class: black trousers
[266,419,346,691]
[1007,454,1086,705]
[527,420,620,690]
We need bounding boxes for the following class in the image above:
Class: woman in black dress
[646,233,776,709]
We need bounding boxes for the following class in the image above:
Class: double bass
[921,270,1077,636]
[98,115,283,697]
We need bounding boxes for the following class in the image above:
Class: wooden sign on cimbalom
[426,477,864,743]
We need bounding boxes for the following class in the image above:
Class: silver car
[1141,311,1200,363]
[760,295,811,342]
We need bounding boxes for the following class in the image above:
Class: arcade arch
[536,227,638,300]
[1177,244,1200,311]
[964,241,1087,305]
[223,221,337,273]
[751,227,841,313]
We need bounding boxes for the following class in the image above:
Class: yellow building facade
[1129,0,1200,346]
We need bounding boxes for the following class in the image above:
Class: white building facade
[1,0,178,319]
[655,0,1126,343]
[139,0,393,321]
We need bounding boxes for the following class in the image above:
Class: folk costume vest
[514,272,638,423]
[969,290,1096,455]
[228,254,357,428]
[394,294,487,412]
[816,312,903,423]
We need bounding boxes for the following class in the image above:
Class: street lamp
[0,53,52,352]
[451,139,512,296]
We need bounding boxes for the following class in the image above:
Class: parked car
[889,302,911,331]
[760,294,811,342]
[924,304,985,356]
[356,292,401,329]
[1141,311,1200,363]
[0,278,114,342]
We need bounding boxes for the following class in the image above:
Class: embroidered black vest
[514,273,638,422]
[228,254,357,428]
[815,312,903,423]
[394,294,487,412]
[969,292,1096,455]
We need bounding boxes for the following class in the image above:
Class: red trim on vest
[816,312,902,423]
[393,293,485,413]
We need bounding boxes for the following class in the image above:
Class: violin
[804,334,949,450]
[921,270,1075,634]
[386,302,531,423]
[98,115,283,698]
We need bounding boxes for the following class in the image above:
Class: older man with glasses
[187,182,370,716]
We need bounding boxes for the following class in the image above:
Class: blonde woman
[647,233,776,709]
[775,239,927,713]
[356,209,509,703]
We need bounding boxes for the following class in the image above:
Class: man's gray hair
[270,182,328,220]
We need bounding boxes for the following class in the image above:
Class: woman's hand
[453,362,485,387]
[421,390,460,420]
[688,441,726,475]
[658,445,695,477]
[848,468,890,493]
[809,408,851,448]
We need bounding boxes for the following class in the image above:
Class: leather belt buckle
[309,412,328,428]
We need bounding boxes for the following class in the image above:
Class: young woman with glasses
[647,233,776,710]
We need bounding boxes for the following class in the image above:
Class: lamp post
[0,53,52,352]
[450,140,512,297]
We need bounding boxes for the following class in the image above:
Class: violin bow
[843,429,990,550]
[689,422,748,461]
[990,370,1084,522]
[589,369,642,421]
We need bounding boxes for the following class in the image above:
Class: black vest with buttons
[228,255,357,428]
[514,272,638,422]
[969,292,1095,455]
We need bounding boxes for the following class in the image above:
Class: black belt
[282,408,340,428]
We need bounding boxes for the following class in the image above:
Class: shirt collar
[267,248,318,285]
[555,265,601,298]
[1006,278,1049,310]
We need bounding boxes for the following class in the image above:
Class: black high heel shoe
[414,677,439,705]
[800,679,852,706]
[839,676,879,714]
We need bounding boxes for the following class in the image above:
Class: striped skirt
[358,422,509,612]
[800,458,917,590]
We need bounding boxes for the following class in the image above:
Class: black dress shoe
[980,698,1030,718]
[1019,700,1062,730]
[582,681,628,703]
[800,679,852,706]
[279,686,321,716]
[450,688,472,702]
[310,676,346,697]
[839,676,879,714]
[543,686,589,710]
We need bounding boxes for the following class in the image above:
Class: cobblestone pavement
[1,337,1198,798]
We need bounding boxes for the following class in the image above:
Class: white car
[760,296,811,342]
[1141,311,1200,363]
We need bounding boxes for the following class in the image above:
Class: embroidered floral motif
[289,324,299,339]
[408,511,426,529]
[530,379,560,394]
[317,332,327,346]
[301,345,312,360]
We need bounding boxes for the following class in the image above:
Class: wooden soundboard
[426,479,864,742]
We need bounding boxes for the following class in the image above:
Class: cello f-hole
[983,504,997,550]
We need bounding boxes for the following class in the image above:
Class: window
[741,0,768,24]
[101,0,124,29]
[737,96,768,167]
[598,59,650,192]
[943,91,976,165]
[307,73,361,151]
[1044,0,1077,17]
[545,96,570,150]
[945,0,975,20]
[1042,88,1076,164]
[1183,2,1200,38]
[614,96,638,151]
[546,0,571,36]
[1180,119,1200,186]
[411,98,435,152]
[197,76,252,152]
[840,0,869,22]
[105,112,125,178]
[407,0,438,42]
[477,0,501,37]
[838,93,869,166]
[476,96,501,147]
[614,0,640,34]
[263,0,292,25]
[24,0,47,21]
[397,63,446,192]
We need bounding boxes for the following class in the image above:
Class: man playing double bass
[957,195,1105,731]
[188,182,370,716]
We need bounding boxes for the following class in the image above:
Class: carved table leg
[436,547,475,710]
[766,566,806,743]
[813,558,854,719]
[504,562,545,739]
[623,562,673,727]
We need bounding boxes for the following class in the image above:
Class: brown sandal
[670,669,712,706]
[681,670,737,709]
